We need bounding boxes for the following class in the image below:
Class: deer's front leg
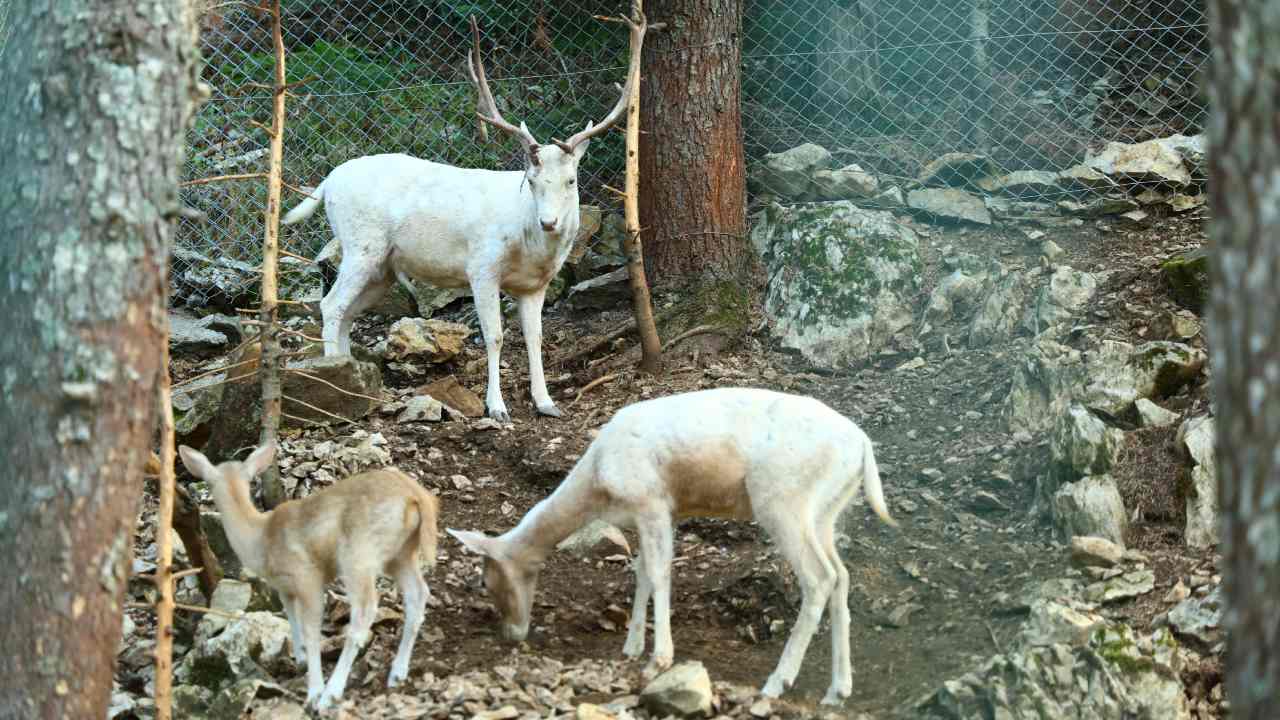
[470,274,510,423]
[517,289,561,417]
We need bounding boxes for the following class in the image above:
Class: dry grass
[1113,422,1186,541]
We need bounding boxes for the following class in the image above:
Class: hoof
[820,687,850,706]
[642,656,673,681]
[487,407,512,423]
[621,638,645,659]
[536,403,563,418]
[761,674,788,699]
[387,667,408,688]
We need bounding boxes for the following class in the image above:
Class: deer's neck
[210,477,270,574]
[502,470,596,564]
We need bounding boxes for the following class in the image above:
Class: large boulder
[1008,339,1205,433]
[749,143,831,198]
[757,202,921,368]
[1053,475,1128,547]
[173,247,259,310]
[1177,414,1218,549]
[919,620,1189,720]
[976,170,1060,199]
[1085,136,1194,188]
[192,355,383,460]
[175,612,291,688]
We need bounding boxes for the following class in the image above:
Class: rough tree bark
[0,2,203,718]
[639,0,749,287]
[1205,1,1280,716]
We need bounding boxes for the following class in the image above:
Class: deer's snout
[540,218,558,232]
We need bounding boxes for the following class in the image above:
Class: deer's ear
[178,445,218,480]
[243,442,277,478]
[448,528,498,557]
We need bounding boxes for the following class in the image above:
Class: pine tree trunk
[0,2,202,717]
[639,0,749,287]
[1206,1,1280,715]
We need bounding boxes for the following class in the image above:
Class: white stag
[282,16,650,422]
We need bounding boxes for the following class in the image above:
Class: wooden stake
[153,325,177,720]
[619,0,662,374]
[258,0,288,508]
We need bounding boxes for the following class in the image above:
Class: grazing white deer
[281,15,652,423]
[447,388,897,706]
[178,443,439,711]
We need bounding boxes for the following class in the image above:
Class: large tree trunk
[1206,1,1280,716]
[639,0,749,286]
[0,2,202,717]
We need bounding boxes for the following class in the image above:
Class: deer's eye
[567,179,576,187]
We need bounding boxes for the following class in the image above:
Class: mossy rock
[1160,249,1209,311]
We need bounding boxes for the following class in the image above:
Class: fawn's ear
[178,445,218,481]
[447,528,498,558]
[243,442,277,478]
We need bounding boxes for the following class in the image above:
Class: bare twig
[985,621,1004,654]
[282,411,336,428]
[568,373,619,409]
[180,172,267,187]
[276,327,324,343]
[661,324,729,352]
[278,248,316,265]
[285,368,385,404]
[172,356,261,390]
[281,393,357,425]
[600,183,629,199]
[282,180,320,199]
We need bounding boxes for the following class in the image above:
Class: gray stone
[976,170,1060,198]
[1085,137,1194,187]
[924,268,989,326]
[1052,404,1123,482]
[1041,239,1065,263]
[1177,415,1218,549]
[1053,475,1127,547]
[1085,568,1156,604]
[640,661,713,717]
[917,152,996,188]
[1021,599,1104,648]
[758,202,921,368]
[1165,586,1222,644]
[1167,193,1206,212]
[281,355,383,425]
[968,263,1029,347]
[417,375,486,418]
[812,163,880,200]
[379,317,472,363]
[1160,249,1209,312]
[1071,535,1124,568]
[558,519,631,557]
[1058,195,1142,217]
[565,266,631,311]
[1135,398,1179,428]
[170,311,241,354]
[908,188,993,225]
[1153,133,1206,181]
[1030,266,1098,332]
[984,197,1057,220]
[173,370,228,445]
[173,247,259,309]
[399,395,444,423]
[1057,164,1118,194]
[175,611,291,688]
[197,579,252,642]
[750,143,832,198]
[874,185,906,207]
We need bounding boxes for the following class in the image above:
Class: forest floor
[127,209,1220,719]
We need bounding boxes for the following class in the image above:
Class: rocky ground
[120,138,1224,720]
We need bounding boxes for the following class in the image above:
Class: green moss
[1160,249,1209,312]
[1093,628,1156,676]
[768,204,919,329]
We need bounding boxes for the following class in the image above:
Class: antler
[555,8,656,153]
[468,16,542,162]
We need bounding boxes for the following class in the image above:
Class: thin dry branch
[285,368,385,404]
[661,324,729,352]
[172,355,262,390]
[278,248,316,265]
[281,393,357,425]
[568,373,618,409]
[181,172,267,187]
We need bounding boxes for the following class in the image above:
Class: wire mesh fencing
[177,0,1209,307]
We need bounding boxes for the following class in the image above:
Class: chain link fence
[177,0,1208,306]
